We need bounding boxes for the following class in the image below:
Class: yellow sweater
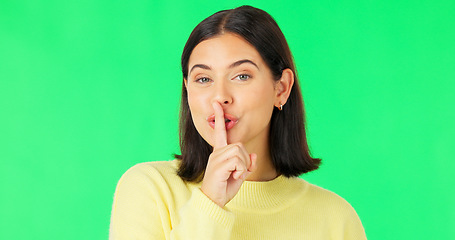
[110,160,367,239]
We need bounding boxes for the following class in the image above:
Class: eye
[195,77,211,83]
[235,74,251,81]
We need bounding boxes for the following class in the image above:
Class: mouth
[207,114,238,130]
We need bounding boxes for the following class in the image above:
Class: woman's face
[186,33,280,151]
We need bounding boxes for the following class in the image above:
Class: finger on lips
[210,102,255,181]
[212,102,227,149]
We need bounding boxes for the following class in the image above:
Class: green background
[1,0,454,239]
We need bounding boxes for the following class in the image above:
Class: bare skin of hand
[200,102,257,207]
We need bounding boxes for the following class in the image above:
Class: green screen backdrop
[1,0,454,239]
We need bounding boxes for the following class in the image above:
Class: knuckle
[226,145,240,155]
[232,156,247,168]
[230,155,240,162]
[233,145,241,152]
[233,142,244,148]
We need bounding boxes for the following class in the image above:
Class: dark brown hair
[175,5,321,182]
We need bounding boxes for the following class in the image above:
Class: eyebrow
[189,59,259,75]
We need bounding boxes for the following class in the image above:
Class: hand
[200,102,257,207]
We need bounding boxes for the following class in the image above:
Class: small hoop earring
[278,104,283,111]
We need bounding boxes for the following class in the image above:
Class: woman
[110,5,366,240]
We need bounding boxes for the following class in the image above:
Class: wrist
[200,186,225,207]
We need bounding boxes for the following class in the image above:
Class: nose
[212,80,232,106]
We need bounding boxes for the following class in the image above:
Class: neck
[244,138,278,182]
[246,161,278,181]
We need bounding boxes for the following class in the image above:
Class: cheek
[187,89,208,116]
[187,90,211,138]
[249,102,275,127]
[242,84,276,109]
[239,86,276,123]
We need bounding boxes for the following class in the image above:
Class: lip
[207,113,239,130]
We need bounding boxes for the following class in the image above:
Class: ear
[184,78,188,88]
[274,68,294,108]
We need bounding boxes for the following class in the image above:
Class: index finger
[212,101,227,149]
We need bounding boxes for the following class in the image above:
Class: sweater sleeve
[170,188,235,239]
[342,205,367,240]
[109,163,235,240]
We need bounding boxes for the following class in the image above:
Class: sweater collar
[226,175,308,210]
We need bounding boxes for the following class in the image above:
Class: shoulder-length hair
[175,5,321,182]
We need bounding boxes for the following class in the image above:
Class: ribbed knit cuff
[190,188,235,230]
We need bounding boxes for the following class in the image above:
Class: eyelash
[194,74,252,84]
[195,77,211,83]
[235,74,251,81]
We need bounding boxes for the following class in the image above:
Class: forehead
[188,33,265,70]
